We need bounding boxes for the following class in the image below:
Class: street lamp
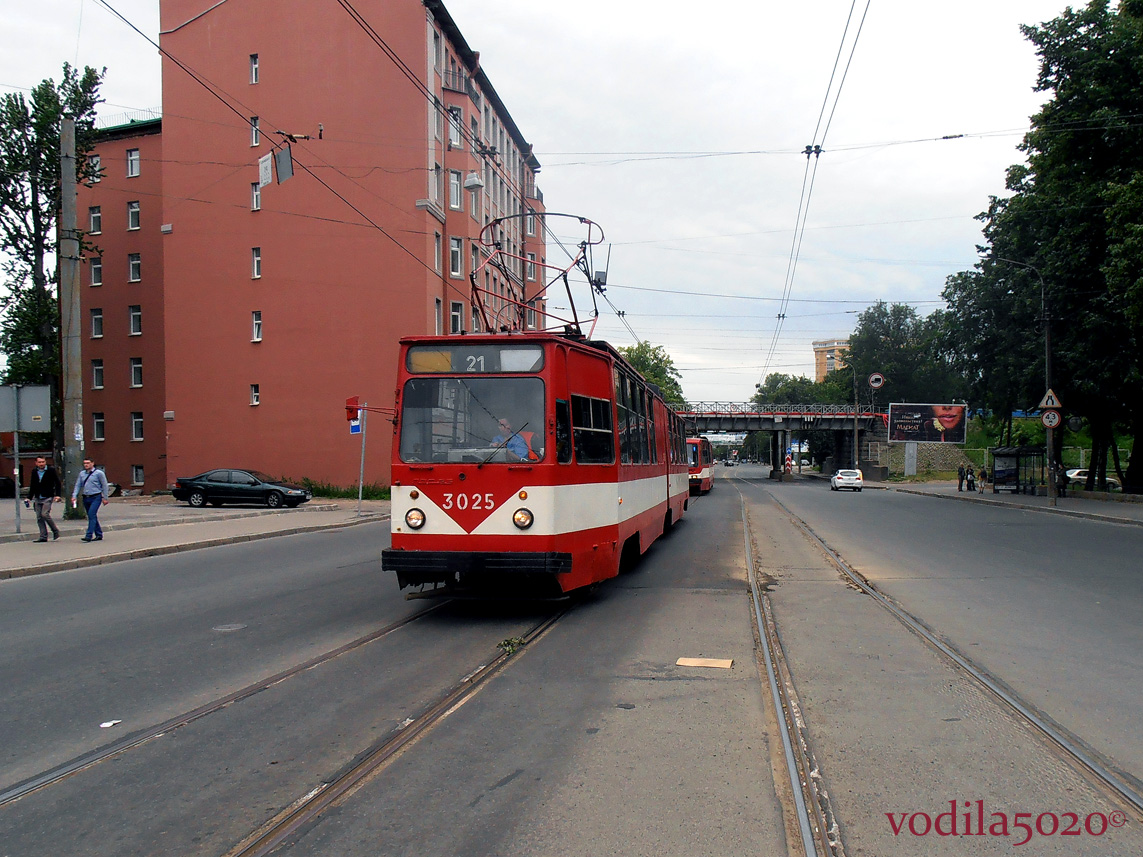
[994,257,1056,506]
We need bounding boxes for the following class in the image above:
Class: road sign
[349,419,362,435]
[1041,409,1061,429]
[868,372,885,389]
[1038,389,1062,409]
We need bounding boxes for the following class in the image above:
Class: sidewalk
[0,495,391,581]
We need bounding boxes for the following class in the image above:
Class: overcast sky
[3,0,1070,401]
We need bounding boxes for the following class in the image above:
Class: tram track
[754,482,1143,821]
[0,603,447,808]
[222,606,570,857]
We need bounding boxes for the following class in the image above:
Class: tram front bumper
[382,549,573,589]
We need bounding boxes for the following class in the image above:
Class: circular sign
[868,373,885,389]
[1041,409,1061,429]
[1067,416,1083,432]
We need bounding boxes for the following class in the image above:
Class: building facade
[77,0,546,492]
[812,338,849,383]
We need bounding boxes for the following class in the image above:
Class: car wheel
[188,491,207,508]
[857,487,863,492]
[266,491,284,508]
[831,485,837,491]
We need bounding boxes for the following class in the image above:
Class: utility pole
[59,117,84,503]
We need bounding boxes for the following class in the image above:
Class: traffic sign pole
[357,403,367,518]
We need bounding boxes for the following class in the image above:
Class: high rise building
[76,0,546,492]
[812,338,850,383]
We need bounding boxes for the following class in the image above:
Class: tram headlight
[405,508,426,529]
[512,508,534,530]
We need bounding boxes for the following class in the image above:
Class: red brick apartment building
[76,0,546,492]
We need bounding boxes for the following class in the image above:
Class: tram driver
[491,417,539,461]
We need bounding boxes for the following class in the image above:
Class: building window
[126,148,140,177]
[90,257,102,287]
[88,154,101,182]
[128,305,142,335]
[128,253,141,282]
[251,247,262,278]
[131,412,144,441]
[250,116,260,146]
[526,252,537,281]
[449,170,462,210]
[251,182,261,211]
[448,108,462,147]
[132,465,145,485]
[432,164,442,203]
[250,384,260,406]
[252,310,263,341]
[449,237,463,277]
[89,206,101,234]
[433,233,441,273]
[127,201,140,230]
[525,210,536,236]
[435,298,442,335]
[130,357,143,388]
[91,308,103,338]
[471,305,481,333]
[92,412,105,441]
[450,301,463,333]
[250,53,259,84]
[92,359,104,389]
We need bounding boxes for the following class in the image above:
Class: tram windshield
[399,377,546,463]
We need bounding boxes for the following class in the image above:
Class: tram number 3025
[441,492,496,511]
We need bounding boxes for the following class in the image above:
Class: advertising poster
[888,403,967,444]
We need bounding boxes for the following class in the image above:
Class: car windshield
[399,376,545,463]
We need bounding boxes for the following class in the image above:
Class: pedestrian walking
[965,467,975,492]
[957,464,966,492]
[28,455,62,542]
[71,459,111,542]
[978,467,987,494]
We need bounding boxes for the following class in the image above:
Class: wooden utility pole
[59,117,84,501]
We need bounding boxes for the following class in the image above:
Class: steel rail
[765,489,1143,818]
[737,487,822,857]
[0,604,446,808]
[224,608,569,857]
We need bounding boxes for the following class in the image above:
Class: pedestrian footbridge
[676,403,882,434]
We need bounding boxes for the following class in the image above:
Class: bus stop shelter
[990,446,1046,495]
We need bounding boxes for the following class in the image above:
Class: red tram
[382,334,690,597]
[687,436,714,495]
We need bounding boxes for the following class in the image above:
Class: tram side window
[615,370,631,463]
[571,394,614,464]
[555,399,572,463]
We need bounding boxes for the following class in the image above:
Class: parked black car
[172,469,311,508]
[0,476,15,499]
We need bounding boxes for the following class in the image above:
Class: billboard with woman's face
[888,403,967,444]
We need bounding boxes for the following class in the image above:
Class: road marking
[676,657,733,669]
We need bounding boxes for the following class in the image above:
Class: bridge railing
[675,402,880,417]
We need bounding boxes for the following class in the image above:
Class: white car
[830,469,863,491]
[1065,469,1120,491]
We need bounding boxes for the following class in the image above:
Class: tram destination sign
[888,403,967,444]
[406,343,544,374]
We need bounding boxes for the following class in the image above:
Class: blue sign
[349,419,361,435]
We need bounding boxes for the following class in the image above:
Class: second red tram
[687,437,714,495]
[382,333,690,597]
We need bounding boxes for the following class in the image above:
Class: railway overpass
[675,403,885,471]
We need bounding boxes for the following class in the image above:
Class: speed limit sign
[1041,409,1061,429]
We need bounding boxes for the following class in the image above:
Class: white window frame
[471,305,481,333]
[447,107,463,147]
[251,247,262,279]
[127,200,140,231]
[250,384,261,406]
[91,308,103,338]
[526,252,537,281]
[432,164,442,203]
[128,253,141,282]
[251,182,261,211]
[90,257,102,287]
[250,116,260,146]
[126,148,140,177]
[449,170,462,210]
[128,305,142,336]
[250,53,259,84]
[131,412,144,442]
[252,310,263,342]
[433,233,441,273]
[525,211,536,236]
[434,298,442,335]
[132,465,145,485]
[130,357,143,388]
[92,412,105,441]
[449,237,463,277]
[89,206,101,234]
[450,301,463,334]
[92,359,104,390]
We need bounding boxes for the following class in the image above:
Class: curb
[889,487,1143,528]
[1,513,389,581]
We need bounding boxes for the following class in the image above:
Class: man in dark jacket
[28,456,62,542]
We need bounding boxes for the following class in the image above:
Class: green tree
[617,341,687,407]
[0,63,103,385]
